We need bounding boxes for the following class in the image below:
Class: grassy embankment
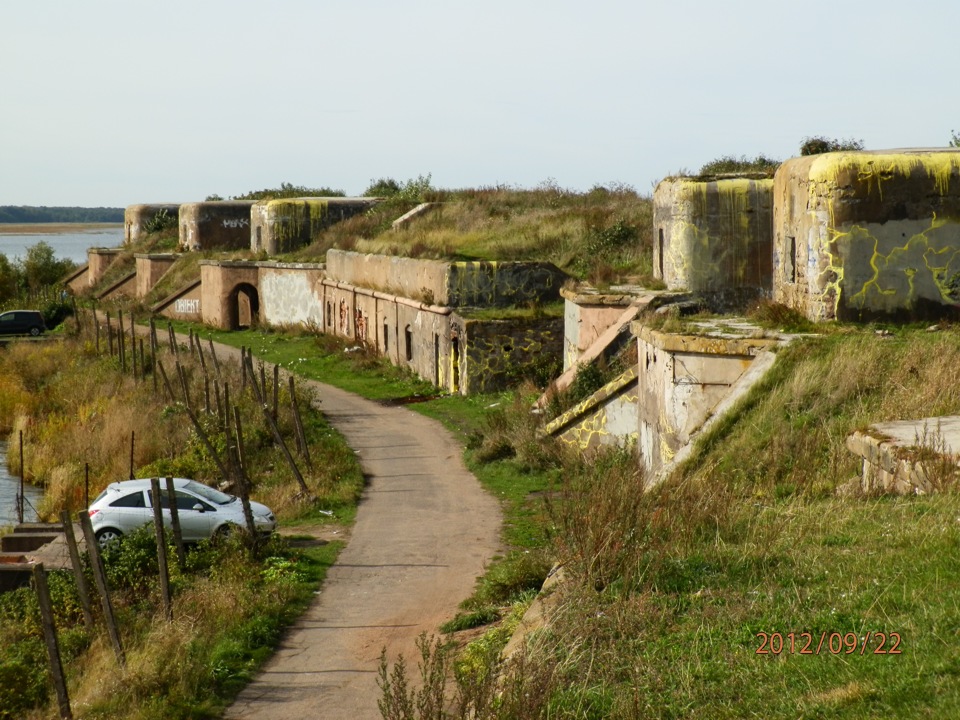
[61,182,960,715]
[0,319,364,719]
[198,320,960,718]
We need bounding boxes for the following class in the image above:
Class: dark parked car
[0,310,46,336]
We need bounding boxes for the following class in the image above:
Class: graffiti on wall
[175,298,200,315]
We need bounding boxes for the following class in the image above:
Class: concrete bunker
[251,198,380,255]
[653,175,774,301]
[179,201,256,252]
[124,204,181,244]
[774,149,960,321]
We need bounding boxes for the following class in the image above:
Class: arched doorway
[228,282,260,330]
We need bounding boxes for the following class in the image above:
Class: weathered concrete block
[251,198,379,255]
[125,204,181,244]
[179,201,256,251]
[653,175,774,296]
[774,149,960,321]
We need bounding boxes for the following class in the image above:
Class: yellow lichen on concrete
[265,199,330,253]
[657,177,773,292]
[810,151,960,203]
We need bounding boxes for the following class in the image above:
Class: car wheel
[29,327,41,337]
[213,524,235,543]
[95,527,123,549]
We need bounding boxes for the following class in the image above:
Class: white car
[88,478,276,548]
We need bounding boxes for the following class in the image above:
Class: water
[0,225,124,265]
[0,441,44,527]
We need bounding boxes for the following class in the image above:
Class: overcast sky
[2,0,958,207]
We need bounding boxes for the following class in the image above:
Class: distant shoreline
[0,222,123,234]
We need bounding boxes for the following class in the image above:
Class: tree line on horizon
[0,206,124,223]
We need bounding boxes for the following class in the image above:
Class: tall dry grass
[0,319,362,521]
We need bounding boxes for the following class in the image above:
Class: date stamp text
[755,631,902,656]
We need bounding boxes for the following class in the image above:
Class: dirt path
[222,365,503,719]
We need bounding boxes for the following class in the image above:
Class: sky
[2,0,959,208]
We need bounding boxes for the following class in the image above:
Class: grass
[0,321,367,718]
[370,321,960,718]
[285,183,655,286]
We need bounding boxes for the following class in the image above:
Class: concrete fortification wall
[774,149,960,321]
[259,263,325,328]
[125,204,181,244]
[325,250,451,304]
[251,198,378,255]
[134,254,178,299]
[326,250,567,308]
[179,202,255,251]
[654,177,773,296]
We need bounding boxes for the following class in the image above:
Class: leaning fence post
[33,564,73,719]
[150,478,173,621]
[60,510,95,631]
[78,511,125,666]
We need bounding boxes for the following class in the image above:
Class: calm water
[0,441,43,527]
[0,225,124,264]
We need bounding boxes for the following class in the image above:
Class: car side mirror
[192,503,205,513]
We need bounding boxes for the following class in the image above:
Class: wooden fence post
[272,364,280,422]
[208,338,222,381]
[59,510,95,631]
[290,376,313,469]
[149,478,173,621]
[33,564,73,719]
[165,477,187,570]
[244,355,310,495]
[233,407,258,540]
[77,511,125,666]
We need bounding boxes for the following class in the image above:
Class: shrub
[143,209,177,234]
[800,136,865,155]
[698,154,780,175]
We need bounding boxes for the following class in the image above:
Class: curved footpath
[218,347,502,719]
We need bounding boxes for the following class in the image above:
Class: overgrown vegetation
[0,241,75,304]
[0,320,365,718]
[377,323,960,718]
[0,529,339,720]
[229,181,346,201]
[295,180,654,287]
[697,154,781,176]
[800,135,866,155]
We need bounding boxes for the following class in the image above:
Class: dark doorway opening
[228,283,260,330]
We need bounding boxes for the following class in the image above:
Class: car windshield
[182,480,234,505]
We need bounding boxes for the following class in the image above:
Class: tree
[950,130,960,148]
[21,241,74,291]
[0,254,19,302]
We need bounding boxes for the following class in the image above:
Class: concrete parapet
[847,417,960,494]
[544,366,639,451]
[392,202,441,230]
[134,254,178,299]
[0,532,61,553]
[634,320,781,479]
[326,250,567,308]
[87,248,122,287]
